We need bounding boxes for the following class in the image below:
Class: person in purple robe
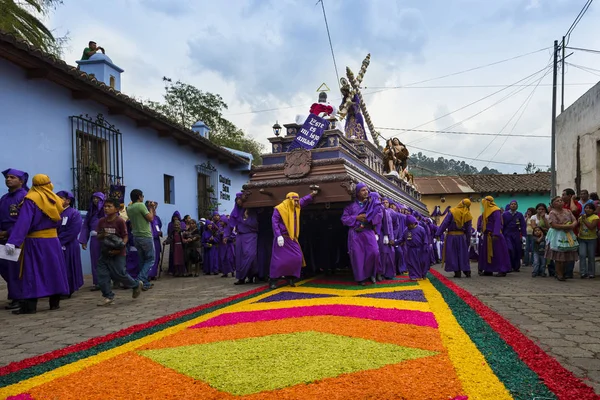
[394,203,409,274]
[167,211,185,274]
[270,190,317,289]
[401,215,428,280]
[479,196,511,277]
[340,87,367,140]
[56,191,84,296]
[146,201,162,279]
[218,215,235,278]
[125,218,139,279]
[226,192,259,285]
[0,168,29,310]
[5,174,69,314]
[341,183,382,285]
[78,191,105,290]
[436,198,473,278]
[202,222,220,275]
[502,199,527,272]
[380,198,396,279]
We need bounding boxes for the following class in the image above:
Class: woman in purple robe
[146,201,162,279]
[380,199,396,279]
[436,198,472,278]
[479,196,511,277]
[218,215,235,277]
[502,200,527,272]
[57,191,84,295]
[0,168,29,309]
[401,215,429,280]
[227,192,259,285]
[6,174,69,314]
[270,191,316,289]
[78,191,105,289]
[341,183,382,285]
[167,211,185,274]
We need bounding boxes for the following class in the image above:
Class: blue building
[0,32,251,274]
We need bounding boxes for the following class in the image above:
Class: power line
[317,0,340,88]
[565,45,600,55]
[567,62,600,77]
[565,0,594,45]
[409,144,549,167]
[365,83,595,89]
[375,127,550,138]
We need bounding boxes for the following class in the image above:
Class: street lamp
[272,121,282,137]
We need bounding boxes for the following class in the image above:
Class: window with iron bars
[70,114,123,211]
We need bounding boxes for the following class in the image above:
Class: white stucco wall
[556,81,600,193]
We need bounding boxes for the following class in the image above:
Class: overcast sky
[47,0,600,173]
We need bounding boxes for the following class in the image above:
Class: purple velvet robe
[149,215,162,278]
[344,94,367,140]
[218,220,235,275]
[379,208,396,278]
[0,187,27,299]
[7,199,69,298]
[479,211,511,273]
[58,206,84,293]
[78,193,105,285]
[402,224,428,280]
[341,199,381,282]
[502,210,527,270]
[202,226,219,274]
[392,211,408,274]
[226,209,258,280]
[270,195,313,279]
[167,211,186,274]
[436,213,471,273]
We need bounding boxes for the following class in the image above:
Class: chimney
[192,120,210,139]
[76,53,124,91]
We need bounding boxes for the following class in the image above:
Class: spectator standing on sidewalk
[126,189,156,291]
[562,188,582,278]
[578,203,598,279]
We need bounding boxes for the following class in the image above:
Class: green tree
[143,77,264,164]
[524,162,541,174]
[0,0,68,57]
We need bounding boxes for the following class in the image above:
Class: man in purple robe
[436,198,472,278]
[380,198,396,279]
[57,191,84,296]
[167,211,185,274]
[0,168,28,310]
[146,201,163,279]
[5,174,69,314]
[270,190,317,289]
[202,222,220,275]
[393,203,409,274]
[226,193,259,285]
[502,199,527,272]
[79,192,105,290]
[401,215,429,280]
[341,183,382,286]
[479,196,511,277]
[218,215,235,278]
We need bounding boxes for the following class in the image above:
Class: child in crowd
[96,198,143,306]
[531,227,546,277]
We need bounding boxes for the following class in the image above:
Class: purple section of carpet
[256,292,338,303]
[357,290,427,302]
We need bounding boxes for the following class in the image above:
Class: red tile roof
[415,172,551,195]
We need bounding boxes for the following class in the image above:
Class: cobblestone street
[1,262,599,395]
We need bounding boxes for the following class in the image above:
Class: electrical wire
[374,127,549,138]
[565,45,600,55]
[316,0,340,88]
[566,62,600,77]
[565,0,594,45]
[408,144,550,167]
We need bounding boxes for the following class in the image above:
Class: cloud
[138,0,193,17]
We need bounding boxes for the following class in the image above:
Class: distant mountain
[408,152,501,176]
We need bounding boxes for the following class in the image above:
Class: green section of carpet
[139,331,437,396]
[301,281,419,290]
[427,273,556,400]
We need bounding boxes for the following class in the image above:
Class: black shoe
[370,276,377,284]
[234,280,245,285]
[269,282,277,289]
[221,274,228,278]
[495,273,507,277]
[453,271,461,278]
[464,271,471,278]
[12,308,36,315]
[49,305,60,311]
[90,285,101,292]
[288,279,296,287]
[358,281,366,286]
[5,301,20,310]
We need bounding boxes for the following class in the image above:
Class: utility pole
[551,40,558,197]
[561,36,565,112]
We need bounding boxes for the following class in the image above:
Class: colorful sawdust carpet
[1,270,598,399]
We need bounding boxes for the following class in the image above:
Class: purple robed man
[402,215,429,280]
[0,168,29,308]
[227,192,259,285]
[270,191,316,289]
[394,203,409,274]
[436,198,473,278]
[167,211,185,274]
[6,174,69,314]
[57,191,84,295]
[379,198,396,279]
[202,222,219,275]
[78,191,105,288]
[218,215,235,277]
[147,201,162,279]
[479,196,511,276]
[341,183,382,285]
[502,200,527,272]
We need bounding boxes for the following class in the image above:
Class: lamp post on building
[272,121,282,137]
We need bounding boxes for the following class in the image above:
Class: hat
[2,168,29,191]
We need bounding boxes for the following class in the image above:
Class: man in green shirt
[127,189,156,290]
[81,41,105,60]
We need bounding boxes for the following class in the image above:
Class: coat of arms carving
[284,148,312,179]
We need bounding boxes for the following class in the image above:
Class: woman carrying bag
[545,196,579,281]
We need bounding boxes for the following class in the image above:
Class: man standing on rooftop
[81,41,105,60]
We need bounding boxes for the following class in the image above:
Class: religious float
[242,54,427,214]
[238,55,428,274]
